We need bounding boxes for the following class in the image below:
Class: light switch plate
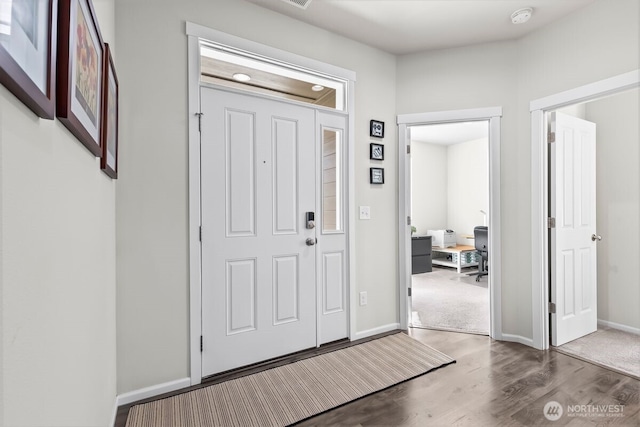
[359,206,371,220]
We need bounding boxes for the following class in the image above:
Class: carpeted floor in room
[411,266,489,335]
[555,327,640,380]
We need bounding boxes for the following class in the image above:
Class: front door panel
[200,88,316,375]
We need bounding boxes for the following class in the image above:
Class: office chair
[474,226,488,282]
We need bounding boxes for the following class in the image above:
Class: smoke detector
[280,0,313,10]
[511,8,533,24]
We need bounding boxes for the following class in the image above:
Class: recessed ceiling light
[232,73,251,82]
[311,85,324,92]
[511,8,533,24]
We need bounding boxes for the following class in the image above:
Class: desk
[431,245,478,273]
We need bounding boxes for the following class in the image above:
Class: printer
[427,229,456,248]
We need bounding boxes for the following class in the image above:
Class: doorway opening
[538,89,640,378]
[397,107,503,342]
[187,23,357,385]
[409,121,490,335]
[530,70,639,367]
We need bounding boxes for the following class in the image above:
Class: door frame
[397,107,503,340]
[530,69,639,350]
[186,23,357,385]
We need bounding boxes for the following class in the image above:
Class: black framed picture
[370,143,384,161]
[370,119,384,138]
[370,167,384,184]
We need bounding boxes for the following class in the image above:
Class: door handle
[305,238,317,246]
[591,234,602,242]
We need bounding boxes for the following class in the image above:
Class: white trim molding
[530,69,640,350]
[530,70,640,112]
[397,107,503,341]
[598,320,640,336]
[116,377,192,407]
[352,323,401,341]
[501,334,535,348]
[186,22,356,82]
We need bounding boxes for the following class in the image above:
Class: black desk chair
[474,226,488,282]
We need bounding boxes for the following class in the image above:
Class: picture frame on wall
[370,119,384,138]
[370,143,384,161]
[370,167,384,184]
[56,0,104,156]
[100,43,118,178]
[0,0,57,119]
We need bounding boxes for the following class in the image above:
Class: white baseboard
[352,323,401,341]
[598,319,640,335]
[501,333,535,348]
[116,377,191,407]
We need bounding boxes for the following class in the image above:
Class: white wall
[114,0,397,394]
[586,88,640,331]
[447,138,488,244]
[411,142,447,234]
[411,138,488,244]
[0,1,117,426]
[397,0,639,340]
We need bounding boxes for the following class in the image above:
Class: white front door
[200,87,317,375]
[550,111,598,346]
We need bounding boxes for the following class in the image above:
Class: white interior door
[200,87,317,375]
[550,111,598,346]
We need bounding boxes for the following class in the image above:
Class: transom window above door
[199,41,347,111]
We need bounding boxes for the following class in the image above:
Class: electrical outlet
[359,291,367,306]
[359,206,371,220]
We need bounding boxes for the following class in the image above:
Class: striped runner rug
[125,333,455,427]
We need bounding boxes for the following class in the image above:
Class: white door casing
[200,88,317,375]
[549,112,598,346]
[397,107,503,341]
[187,24,357,386]
[530,70,639,351]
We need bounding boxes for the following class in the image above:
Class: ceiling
[411,121,488,145]
[244,0,598,55]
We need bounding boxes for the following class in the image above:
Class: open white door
[550,111,598,346]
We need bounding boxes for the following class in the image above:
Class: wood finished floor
[296,329,640,426]
[118,329,640,426]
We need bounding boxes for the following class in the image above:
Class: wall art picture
[100,43,118,178]
[370,143,384,161]
[370,119,384,138]
[57,0,104,156]
[370,167,384,184]
[0,0,56,118]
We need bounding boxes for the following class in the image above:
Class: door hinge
[548,302,556,314]
[199,226,202,242]
[200,335,203,352]
[408,287,412,297]
[548,132,555,143]
[407,145,411,154]
[196,112,204,132]
[548,217,556,228]
[407,216,411,226]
